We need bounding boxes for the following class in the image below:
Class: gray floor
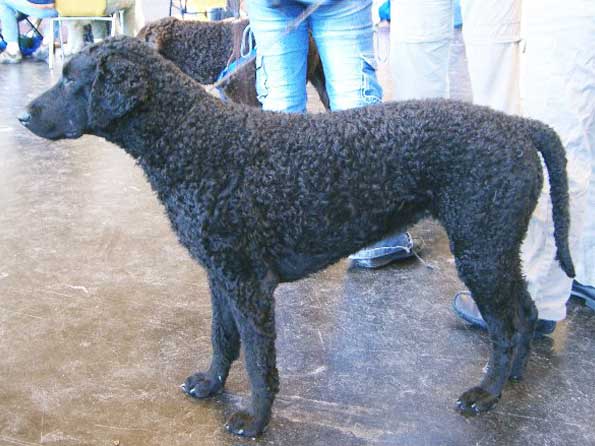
[1,30,594,446]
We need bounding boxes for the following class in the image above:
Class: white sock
[6,42,20,55]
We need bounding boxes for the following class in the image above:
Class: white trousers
[390,0,595,320]
[521,0,595,320]
[389,0,521,115]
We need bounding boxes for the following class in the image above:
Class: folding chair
[0,14,43,56]
[48,0,125,69]
[170,0,229,20]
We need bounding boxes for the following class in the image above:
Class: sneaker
[0,50,22,64]
[31,45,49,63]
[452,291,556,336]
[349,232,415,269]
[570,280,595,310]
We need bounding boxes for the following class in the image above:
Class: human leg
[90,21,108,41]
[453,0,594,328]
[105,0,133,35]
[567,5,595,305]
[245,0,309,112]
[303,0,407,264]
[577,168,595,290]
[520,0,594,320]
[389,0,452,100]
[1,0,56,22]
[460,0,521,114]
[0,0,57,62]
[0,1,21,63]
[309,0,382,110]
[64,21,88,55]
[105,0,133,15]
[571,145,595,309]
[0,0,20,44]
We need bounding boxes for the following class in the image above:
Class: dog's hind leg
[453,253,524,416]
[183,275,241,398]
[509,281,538,381]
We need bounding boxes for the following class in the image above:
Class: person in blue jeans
[247,0,382,112]
[246,0,414,266]
[0,0,57,64]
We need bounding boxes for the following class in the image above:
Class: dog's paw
[181,372,223,399]
[224,410,267,437]
[455,386,500,416]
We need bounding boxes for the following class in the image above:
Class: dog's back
[226,100,549,275]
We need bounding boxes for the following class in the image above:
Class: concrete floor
[1,30,595,446]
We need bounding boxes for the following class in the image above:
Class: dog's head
[137,16,179,52]
[20,37,150,140]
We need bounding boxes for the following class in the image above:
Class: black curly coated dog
[21,37,575,437]
[137,16,330,109]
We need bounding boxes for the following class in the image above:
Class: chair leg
[118,10,125,35]
[58,19,65,64]
[48,19,55,69]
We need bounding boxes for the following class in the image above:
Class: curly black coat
[22,37,574,438]
[137,16,330,109]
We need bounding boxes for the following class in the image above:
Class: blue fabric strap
[215,47,257,101]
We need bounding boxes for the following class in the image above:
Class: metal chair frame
[169,0,200,19]
[48,10,125,69]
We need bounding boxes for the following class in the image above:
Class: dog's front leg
[225,275,279,437]
[183,275,241,398]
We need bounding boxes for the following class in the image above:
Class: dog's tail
[530,122,576,278]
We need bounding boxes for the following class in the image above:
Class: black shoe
[452,291,556,336]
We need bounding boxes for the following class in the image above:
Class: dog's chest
[273,251,336,282]
[145,175,210,261]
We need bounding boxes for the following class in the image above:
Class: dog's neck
[92,69,246,179]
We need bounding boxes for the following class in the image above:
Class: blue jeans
[246,0,383,112]
[0,0,57,43]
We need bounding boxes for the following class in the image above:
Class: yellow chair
[170,0,227,20]
[48,0,125,69]
[55,0,107,17]
[189,0,227,8]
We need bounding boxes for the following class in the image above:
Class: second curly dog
[137,16,329,109]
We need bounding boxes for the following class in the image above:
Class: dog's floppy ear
[88,53,149,129]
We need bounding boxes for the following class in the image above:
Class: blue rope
[215,27,256,102]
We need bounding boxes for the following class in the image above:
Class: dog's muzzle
[18,111,31,127]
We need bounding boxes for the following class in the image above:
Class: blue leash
[215,23,256,101]
[210,0,324,95]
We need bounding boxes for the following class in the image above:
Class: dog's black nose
[18,111,32,126]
